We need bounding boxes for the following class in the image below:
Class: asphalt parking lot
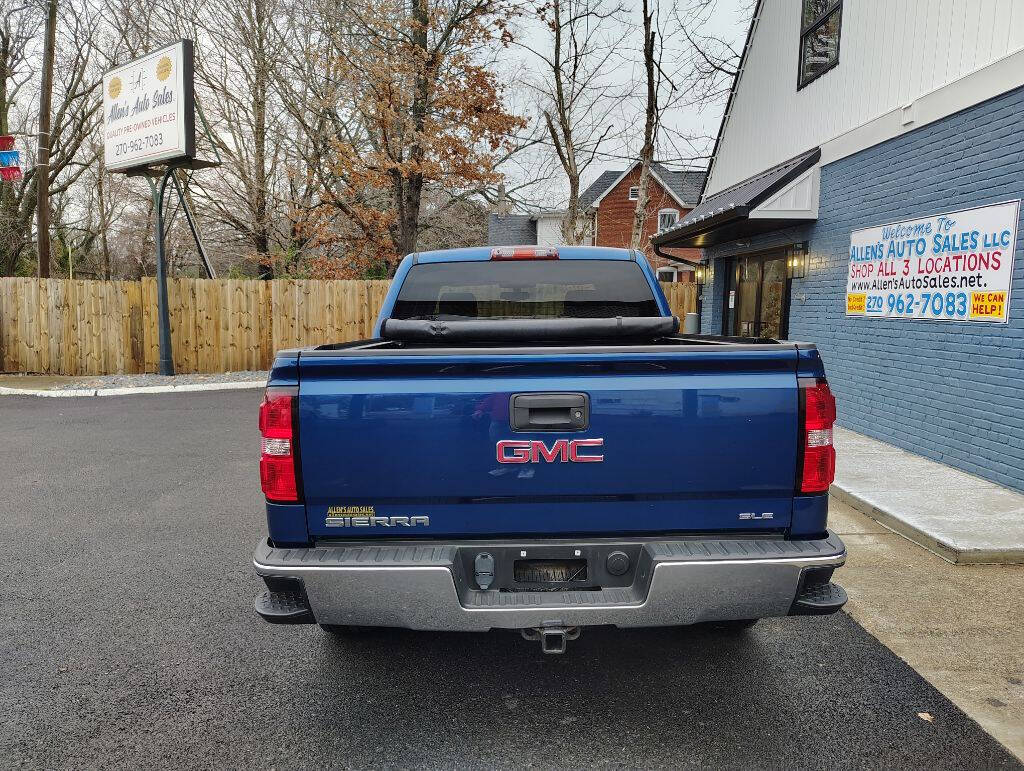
[1,391,1019,769]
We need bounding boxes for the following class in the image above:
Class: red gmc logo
[496,438,604,464]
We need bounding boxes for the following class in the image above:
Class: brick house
[487,162,706,282]
[581,162,705,281]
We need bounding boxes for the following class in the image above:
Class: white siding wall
[535,215,563,246]
[705,0,1024,196]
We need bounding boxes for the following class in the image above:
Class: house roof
[580,171,622,208]
[580,163,706,210]
[487,213,537,246]
[651,147,820,250]
[651,162,705,204]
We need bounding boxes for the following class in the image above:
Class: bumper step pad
[791,581,847,616]
[254,589,315,624]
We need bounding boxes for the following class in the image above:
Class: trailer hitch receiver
[520,624,580,654]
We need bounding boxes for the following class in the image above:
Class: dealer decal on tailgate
[325,505,429,528]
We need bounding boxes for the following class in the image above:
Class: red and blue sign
[0,138,21,181]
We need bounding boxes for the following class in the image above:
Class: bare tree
[629,0,659,249]
[675,0,744,110]
[165,0,290,278]
[0,0,605,280]
[35,0,57,276]
[0,2,38,274]
[626,0,749,242]
[0,0,104,276]
[524,0,623,244]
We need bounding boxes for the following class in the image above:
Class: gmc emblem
[496,438,604,464]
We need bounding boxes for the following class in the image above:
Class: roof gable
[585,161,705,210]
[650,162,705,205]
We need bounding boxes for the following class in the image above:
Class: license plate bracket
[514,558,588,584]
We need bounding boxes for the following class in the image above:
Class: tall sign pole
[103,40,211,376]
[153,166,182,376]
[35,0,57,278]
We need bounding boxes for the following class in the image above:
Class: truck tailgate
[297,346,799,538]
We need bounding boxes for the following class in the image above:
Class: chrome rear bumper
[253,532,846,631]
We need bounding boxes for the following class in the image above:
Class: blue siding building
[653,1,1024,492]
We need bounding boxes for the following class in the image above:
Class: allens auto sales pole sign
[102,41,195,171]
[846,201,1019,323]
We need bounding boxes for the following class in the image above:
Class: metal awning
[652,148,821,250]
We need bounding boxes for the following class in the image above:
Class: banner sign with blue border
[846,201,1019,323]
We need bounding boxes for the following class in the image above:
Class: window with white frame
[799,1,842,89]
[657,267,677,283]
[657,208,679,232]
[628,186,639,200]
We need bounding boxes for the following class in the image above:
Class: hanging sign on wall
[846,200,1019,323]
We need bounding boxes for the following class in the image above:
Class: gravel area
[0,370,267,391]
[68,370,269,389]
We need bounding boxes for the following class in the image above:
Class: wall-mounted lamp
[787,243,808,279]
[695,260,714,287]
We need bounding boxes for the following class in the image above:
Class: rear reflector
[798,378,836,494]
[490,246,558,260]
[259,387,301,503]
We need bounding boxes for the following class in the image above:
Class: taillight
[798,378,836,494]
[490,246,558,260]
[259,387,301,503]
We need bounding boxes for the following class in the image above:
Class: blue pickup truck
[253,246,846,653]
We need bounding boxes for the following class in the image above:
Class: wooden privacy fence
[0,278,391,375]
[662,282,698,325]
[0,277,697,376]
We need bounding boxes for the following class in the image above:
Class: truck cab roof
[413,246,637,263]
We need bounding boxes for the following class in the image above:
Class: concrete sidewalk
[831,427,1024,564]
[831,499,1024,761]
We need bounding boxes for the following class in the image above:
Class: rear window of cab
[391,260,660,320]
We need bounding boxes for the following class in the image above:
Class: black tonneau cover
[380,316,679,343]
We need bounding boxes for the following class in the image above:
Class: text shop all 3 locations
[846,201,1019,323]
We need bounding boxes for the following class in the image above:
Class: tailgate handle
[511,393,589,432]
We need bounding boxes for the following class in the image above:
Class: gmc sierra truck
[253,246,846,653]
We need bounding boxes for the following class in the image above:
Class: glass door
[733,257,761,337]
[759,257,788,339]
[725,251,791,339]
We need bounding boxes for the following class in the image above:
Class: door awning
[652,148,821,250]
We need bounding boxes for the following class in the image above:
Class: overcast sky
[501,0,751,207]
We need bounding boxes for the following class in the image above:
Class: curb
[830,483,1024,565]
[0,381,265,398]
